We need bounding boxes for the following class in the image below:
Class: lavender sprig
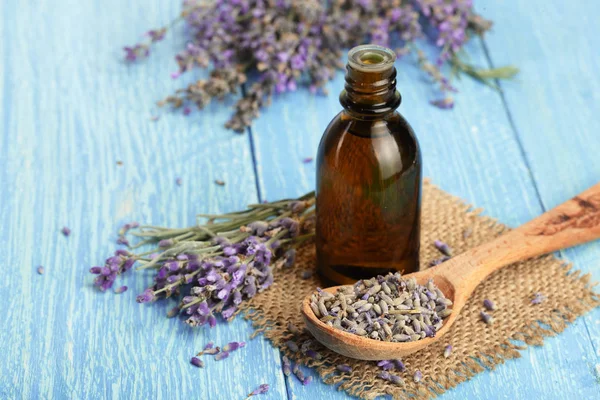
[125,1,516,131]
[246,384,269,398]
[90,192,316,328]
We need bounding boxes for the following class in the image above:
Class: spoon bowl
[303,183,600,360]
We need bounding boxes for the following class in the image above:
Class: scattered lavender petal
[302,376,313,385]
[214,351,230,361]
[61,227,71,237]
[190,357,204,368]
[116,236,129,246]
[336,364,352,373]
[215,179,226,186]
[37,266,45,275]
[483,299,496,311]
[114,285,128,294]
[430,97,454,109]
[480,311,494,325]
[286,340,299,352]
[434,240,452,256]
[175,177,182,186]
[302,157,313,163]
[414,370,423,383]
[443,345,453,358]
[247,383,269,397]
[394,360,406,372]
[223,341,246,353]
[282,356,292,376]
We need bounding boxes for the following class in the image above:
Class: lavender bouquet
[125,0,517,132]
[90,193,315,326]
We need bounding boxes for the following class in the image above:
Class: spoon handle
[441,183,600,293]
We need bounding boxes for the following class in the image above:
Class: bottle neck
[339,64,401,119]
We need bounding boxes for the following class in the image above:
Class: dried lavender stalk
[310,272,452,343]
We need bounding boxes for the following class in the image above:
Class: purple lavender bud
[114,286,128,294]
[414,370,423,383]
[248,383,269,396]
[203,342,214,351]
[123,258,135,271]
[378,371,391,380]
[175,177,182,186]
[282,356,292,376]
[394,359,406,372]
[116,236,129,246]
[225,341,245,353]
[89,266,102,274]
[223,246,237,256]
[389,374,403,385]
[305,349,321,360]
[136,288,156,303]
[434,240,452,256]
[377,360,391,367]
[61,226,71,237]
[190,357,204,368]
[303,157,313,163]
[158,239,174,248]
[336,364,352,373]
[483,299,496,311]
[531,292,546,305]
[381,361,395,371]
[207,314,217,328]
[37,266,45,275]
[430,97,454,109]
[480,311,494,324]
[284,249,296,268]
[444,345,453,358]
[302,376,313,385]
[429,256,451,267]
[115,249,129,257]
[214,351,229,361]
[286,341,299,352]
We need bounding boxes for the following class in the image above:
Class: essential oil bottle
[315,44,422,285]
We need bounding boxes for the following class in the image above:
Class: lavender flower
[91,192,315,330]
[125,1,513,131]
[247,384,269,398]
[483,299,496,311]
[214,351,229,361]
[190,357,204,368]
[61,226,71,237]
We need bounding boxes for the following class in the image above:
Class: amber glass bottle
[315,44,422,285]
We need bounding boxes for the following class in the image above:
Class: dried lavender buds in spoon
[309,272,452,343]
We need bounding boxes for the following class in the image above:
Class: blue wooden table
[2,0,599,398]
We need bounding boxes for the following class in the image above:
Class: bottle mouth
[348,44,396,73]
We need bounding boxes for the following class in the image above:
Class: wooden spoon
[302,183,600,360]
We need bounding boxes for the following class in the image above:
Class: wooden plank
[481,0,600,388]
[249,31,599,399]
[0,0,288,399]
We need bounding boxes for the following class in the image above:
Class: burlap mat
[240,180,599,399]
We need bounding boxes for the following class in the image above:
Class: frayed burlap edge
[239,180,600,399]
